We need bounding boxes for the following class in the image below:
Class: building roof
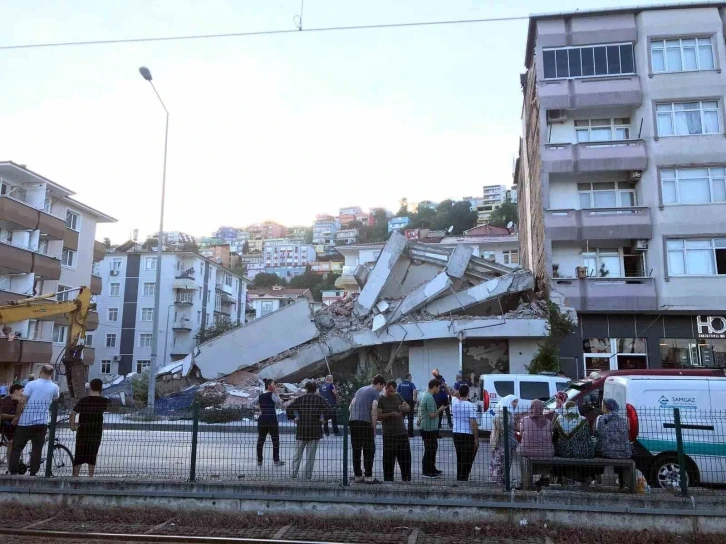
[438,235,519,245]
[63,196,117,223]
[248,287,314,301]
[525,1,726,67]
[0,161,75,196]
[464,224,511,236]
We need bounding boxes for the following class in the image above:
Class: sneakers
[422,473,441,479]
[354,476,365,483]
[274,461,285,466]
[434,469,443,475]
[364,477,382,484]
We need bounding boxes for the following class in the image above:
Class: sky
[0,0,689,243]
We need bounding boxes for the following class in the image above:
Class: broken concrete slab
[445,244,474,279]
[424,270,535,317]
[354,231,408,317]
[382,272,453,329]
[194,299,318,378]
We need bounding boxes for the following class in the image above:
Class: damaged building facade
[191,232,553,388]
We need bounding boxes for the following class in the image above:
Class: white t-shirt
[18,378,60,426]
[452,397,477,434]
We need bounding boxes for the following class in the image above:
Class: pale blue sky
[0,0,684,242]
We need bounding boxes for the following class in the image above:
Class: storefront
[558,313,726,378]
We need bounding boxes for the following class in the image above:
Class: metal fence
[2,401,725,496]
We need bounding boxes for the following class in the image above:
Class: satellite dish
[447,225,454,234]
[507,221,514,229]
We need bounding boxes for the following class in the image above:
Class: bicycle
[2,417,74,476]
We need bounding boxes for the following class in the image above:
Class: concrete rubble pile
[192,231,570,383]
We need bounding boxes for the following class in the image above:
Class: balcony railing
[174,293,195,305]
[539,74,641,110]
[546,206,652,241]
[551,277,657,312]
[172,319,192,331]
[544,139,647,174]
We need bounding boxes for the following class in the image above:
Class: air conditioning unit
[112,355,121,362]
[547,109,567,124]
[632,240,648,251]
[110,270,119,276]
[629,170,643,181]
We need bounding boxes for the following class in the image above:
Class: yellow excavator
[0,286,93,399]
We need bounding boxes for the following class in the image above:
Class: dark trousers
[382,434,412,482]
[349,420,375,478]
[420,429,439,475]
[453,433,478,481]
[437,402,453,429]
[9,424,47,475]
[257,421,280,463]
[403,400,415,437]
[323,412,339,435]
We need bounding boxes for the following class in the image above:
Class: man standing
[253,379,285,467]
[9,365,59,476]
[319,375,339,436]
[418,379,447,478]
[377,381,412,483]
[349,374,386,484]
[70,378,111,477]
[432,369,452,430]
[396,374,417,438]
[1,384,23,464]
[285,381,332,479]
[452,384,479,481]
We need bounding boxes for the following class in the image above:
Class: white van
[603,375,726,488]
[478,374,570,432]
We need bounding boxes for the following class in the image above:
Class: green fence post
[341,404,349,486]
[44,401,59,478]
[673,408,688,497]
[503,407,511,492]
[190,402,200,482]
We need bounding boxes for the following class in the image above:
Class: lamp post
[139,66,169,411]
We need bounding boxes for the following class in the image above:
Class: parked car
[604,375,726,488]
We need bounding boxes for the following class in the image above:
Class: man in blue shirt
[396,374,417,437]
[432,369,453,430]
[0,381,8,398]
[452,373,473,398]
[319,375,339,436]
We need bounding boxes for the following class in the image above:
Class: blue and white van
[603,375,726,488]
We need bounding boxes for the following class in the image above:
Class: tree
[397,197,410,217]
[304,229,313,244]
[103,237,111,249]
[241,241,250,254]
[195,318,238,345]
[230,264,247,277]
[488,199,518,228]
[430,200,478,234]
[253,273,284,288]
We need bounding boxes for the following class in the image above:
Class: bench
[521,457,636,492]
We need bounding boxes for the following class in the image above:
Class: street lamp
[139,66,169,411]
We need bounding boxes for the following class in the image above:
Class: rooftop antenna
[447,225,454,234]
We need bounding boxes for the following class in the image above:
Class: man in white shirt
[451,384,479,482]
[9,365,60,475]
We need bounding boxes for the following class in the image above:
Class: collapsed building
[187,232,571,389]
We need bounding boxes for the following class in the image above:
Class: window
[108,308,118,322]
[651,38,714,73]
[106,334,117,348]
[656,101,720,136]
[143,282,156,296]
[578,182,636,209]
[261,301,274,316]
[667,238,726,276]
[503,250,519,265]
[575,118,631,142]
[145,257,157,270]
[481,251,496,261]
[65,209,81,231]
[583,248,622,277]
[52,324,67,344]
[224,274,232,287]
[136,360,151,374]
[109,283,120,297]
[101,360,112,374]
[519,381,551,401]
[215,294,222,309]
[197,310,202,324]
[56,284,72,302]
[85,333,93,347]
[111,258,122,272]
[61,248,76,268]
[139,333,153,348]
[661,338,726,368]
[543,43,635,79]
[141,308,153,321]
[492,380,514,397]
[661,167,726,205]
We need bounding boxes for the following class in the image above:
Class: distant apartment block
[387,216,410,233]
[247,287,314,320]
[262,239,316,278]
[335,228,359,245]
[312,215,340,255]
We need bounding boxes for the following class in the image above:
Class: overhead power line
[0,15,529,51]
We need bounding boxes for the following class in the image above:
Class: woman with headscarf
[553,401,595,487]
[595,398,632,489]
[554,391,568,416]
[517,399,554,488]
[489,395,519,487]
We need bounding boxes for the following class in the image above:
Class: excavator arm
[0,286,93,398]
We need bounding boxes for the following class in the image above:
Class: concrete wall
[509,339,540,374]
[408,339,459,391]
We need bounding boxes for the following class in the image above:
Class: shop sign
[696,315,726,339]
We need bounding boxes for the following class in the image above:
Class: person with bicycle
[1,384,23,466]
[70,378,110,477]
[9,365,59,476]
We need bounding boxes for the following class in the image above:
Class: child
[70,378,110,477]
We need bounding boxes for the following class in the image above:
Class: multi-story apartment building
[475,185,508,224]
[286,226,309,244]
[198,244,231,268]
[92,245,248,378]
[312,215,340,255]
[262,239,316,278]
[338,206,363,226]
[0,162,114,386]
[387,216,410,233]
[335,228,359,245]
[247,287,314,320]
[516,4,726,374]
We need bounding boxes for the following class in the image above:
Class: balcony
[0,289,27,304]
[546,207,652,241]
[93,241,106,262]
[90,274,103,295]
[175,266,196,280]
[83,346,95,366]
[86,311,99,331]
[539,75,641,111]
[174,293,195,305]
[551,277,657,312]
[544,140,647,174]
[65,228,79,251]
[170,338,194,357]
[0,195,65,240]
[32,252,61,280]
[216,282,233,295]
[172,319,192,331]
[0,338,52,364]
